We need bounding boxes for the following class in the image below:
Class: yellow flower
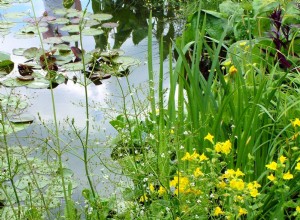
[199,153,209,161]
[296,206,300,213]
[217,181,227,189]
[238,207,247,217]
[181,152,191,161]
[292,118,300,127]
[204,133,214,143]
[266,161,277,170]
[283,171,293,180]
[222,169,236,179]
[267,173,276,182]
[249,189,259,198]
[215,142,223,153]
[170,129,175,134]
[158,186,166,196]
[229,179,245,191]
[222,140,232,155]
[295,162,300,171]
[213,206,224,216]
[214,140,232,155]
[279,155,287,164]
[170,173,190,195]
[190,151,200,160]
[223,60,232,67]
[181,151,200,161]
[149,184,155,192]
[139,194,148,202]
[239,41,247,46]
[235,168,245,177]
[229,65,238,76]
[234,195,244,203]
[247,181,261,190]
[194,167,204,177]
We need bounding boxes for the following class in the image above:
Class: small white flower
[166,207,170,212]
[161,153,165,158]
[180,145,184,150]
[103,174,109,180]
[197,200,201,203]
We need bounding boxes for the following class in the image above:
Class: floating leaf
[12,48,26,56]
[53,8,67,16]
[25,80,50,89]
[9,114,34,124]
[66,11,84,18]
[4,12,27,20]
[19,25,48,34]
[0,78,30,87]
[49,17,70,25]
[0,22,15,29]
[82,28,104,36]
[0,51,10,61]
[61,62,84,71]
[17,75,34,81]
[91,13,113,21]
[0,60,14,75]
[102,22,119,29]
[43,37,63,44]
[61,35,80,42]
[63,0,75,9]
[60,24,79,33]
[23,47,40,59]
[0,121,31,135]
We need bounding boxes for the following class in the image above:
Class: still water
[0,0,179,198]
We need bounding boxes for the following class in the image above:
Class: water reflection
[91,0,177,59]
[42,0,82,38]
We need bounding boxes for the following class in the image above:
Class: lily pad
[0,51,10,61]
[0,78,31,87]
[60,24,79,33]
[61,62,84,71]
[0,60,14,75]
[82,28,104,36]
[25,81,50,89]
[102,22,119,29]
[12,48,26,56]
[66,11,84,18]
[91,13,113,21]
[19,25,48,34]
[4,12,27,20]
[23,47,40,59]
[53,8,67,16]
[0,122,31,135]
[17,75,34,81]
[9,114,34,124]
[43,37,64,44]
[0,22,15,29]
[61,35,80,42]
[49,17,70,25]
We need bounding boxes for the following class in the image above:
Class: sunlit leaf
[43,37,63,44]
[61,35,80,42]
[91,13,113,21]
[63,0,74,9]
[82,28,104,36]
[12,48,26,56]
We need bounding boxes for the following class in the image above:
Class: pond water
[0,0,181,202]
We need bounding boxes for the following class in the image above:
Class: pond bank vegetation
[1,0,300,219]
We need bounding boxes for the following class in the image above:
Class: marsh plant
[1,0,300,219]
